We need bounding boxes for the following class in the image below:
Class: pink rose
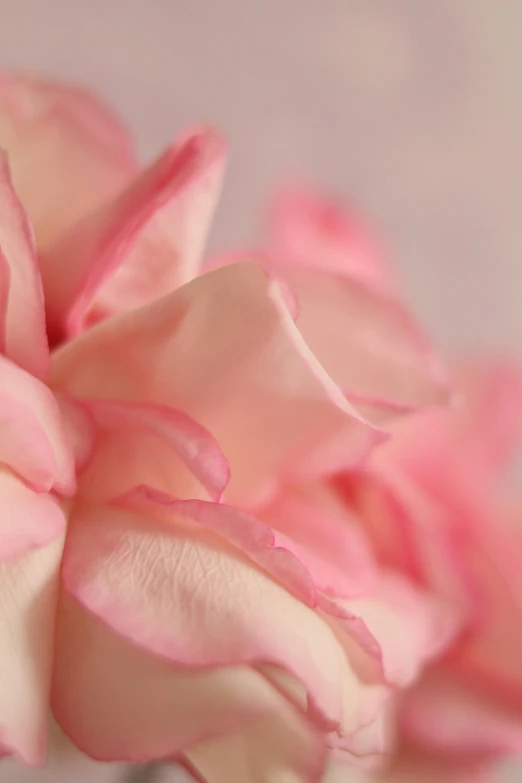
[325,359,522,781]
[0,72,451,782]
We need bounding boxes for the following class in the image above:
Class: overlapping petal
[51,262,382,505]
[43,128,225,339]
[0,534,65,766]
[60,499,365,737]
[0,154,49,378]
[0,71,137,254]
[53,592,325,779]
[0,356,75,494]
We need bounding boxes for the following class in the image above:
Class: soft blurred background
[0,0,520,781]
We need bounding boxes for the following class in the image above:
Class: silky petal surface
[76,400,230,503]
[51,263,381,505]
[45,129,225,338]
[61,500,362,735]
[331,571,459,687]
[53,593,324,771]
[268,185,393,295]
[0,470,65,561]
[258,483,378,599]
[324,753,490,783]
[0,71,136,254]
[0,534,64,765]
[184,711,325,783]
[401,674,522,760]
[0,356,75,494]
[276,265,448,415]
[0,153,48,378]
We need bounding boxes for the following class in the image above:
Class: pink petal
[324,753,490,783]
[53,592,325,773]
[54,393,97,474]
[449,510,522,701]
[329,571,459,687]
[0,469,65,561]
[339,467,480,623]
[257,483,378,599]
[44,128,225,340]
[0,533,64,765]
[183,712,326,783]
[119,487,315,606]
[0,153,49,378]
[272,264,448,416]
[77,400,230,502]
[374,406,522,699]
[452,358,522,474]
[268,185,393,295]
[51,262,382,506]
[0,71,137,254]
[61,500,362,736]
[401,674,522,760]
[0,355,75,494]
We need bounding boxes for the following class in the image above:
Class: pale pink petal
[374,411,522,698]
[272,264,448,416]
[54,393,97,474]
[401,674,522,760]
[0,153,48,378]
[0,71,136,254]
[84,400,229,501]
[268,185,393,295]
[53,592,325,775]
[183,711,326,783]
[0,533,64,765]
[51,263,382,506]
[329,571,459,687]
[449,510,522,701]
[61,500,362,736]
[258,483,378,598]
[324,753,491,783]
[338,468,480,623]
[452,358,522,473]
[44,129,225,339]
[119,487,315,606]
[0,469,65,561]
[0,356,75,494]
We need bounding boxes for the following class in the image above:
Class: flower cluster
[0,72,520,783]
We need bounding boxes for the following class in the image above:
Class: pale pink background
[0,1,520,781]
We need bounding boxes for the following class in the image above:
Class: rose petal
[329,571,459,687]
[51,262,382,506]
[401,674,522,760]
[61,500,361,735]
[324,752,490,783]
[0,470,65,561]
[273,264,448,416]
[183,710,325,783]
[53,592,324,775]
[44,128,225,339]
[119,487,315,606]
[54,393,97,475]
[0,533,64,765]
[78,400,230,502]
[452,358,522,474]
[268,185,393,295]
[0,355,75,494]
[257,483,378,599]
[0,153,49,378]
[0,71,136,254]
